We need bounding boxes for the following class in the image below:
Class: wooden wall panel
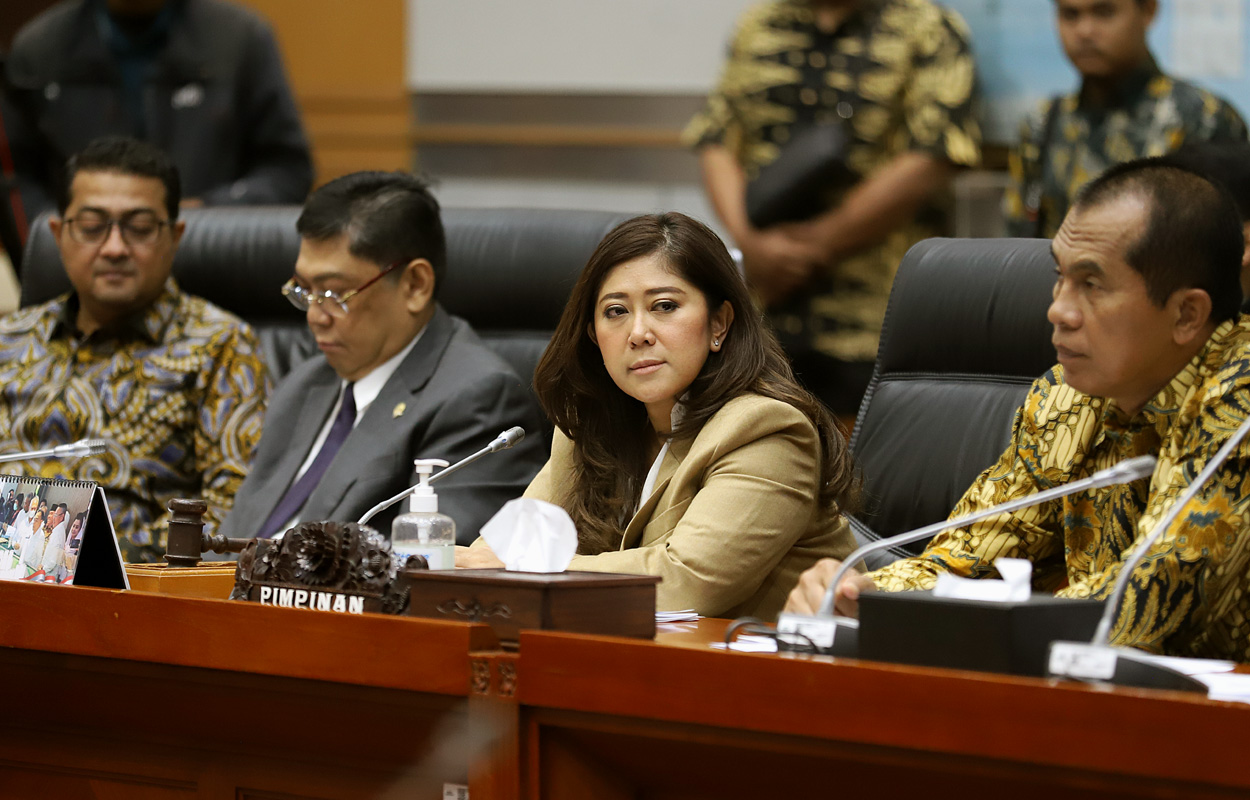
[234,0,411,183]
[0,0,57,50]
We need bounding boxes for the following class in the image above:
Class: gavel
[164,498,250,568]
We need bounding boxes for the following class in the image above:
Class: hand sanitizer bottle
[391,458,456,570]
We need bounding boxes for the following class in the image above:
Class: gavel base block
[125,562,237,599]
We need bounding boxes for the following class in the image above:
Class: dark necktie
[257,383,356,539]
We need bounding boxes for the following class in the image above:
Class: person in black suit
[4,0,312,227]
[2,490,17,527]
[219,172,546,544]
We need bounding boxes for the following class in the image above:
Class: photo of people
[0,477,97,584]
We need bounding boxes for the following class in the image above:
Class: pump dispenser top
[392,458,456,570]
[409,458,449,513]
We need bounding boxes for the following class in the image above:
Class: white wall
[433,176,724,236]
[407,0,756,94]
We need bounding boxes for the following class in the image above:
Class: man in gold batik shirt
[787,158,1250,662]
[1003,0,1247,239]
[685,0,981,413]
[0,138,268,563]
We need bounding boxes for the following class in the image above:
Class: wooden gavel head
[164,498,248,568]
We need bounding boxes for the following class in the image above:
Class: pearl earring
[713,338,720,347]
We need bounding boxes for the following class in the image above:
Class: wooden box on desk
[126,562,237,599]
[404,568,659,646]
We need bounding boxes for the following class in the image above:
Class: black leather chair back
[439,207,632,377]
[20,205,633,384]
[848,237,1057,567]
[0,54,25,271]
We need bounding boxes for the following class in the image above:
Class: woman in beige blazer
[458,212,858,620]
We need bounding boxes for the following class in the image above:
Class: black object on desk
[856,591,1104,677]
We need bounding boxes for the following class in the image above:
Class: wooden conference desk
[0,580,508,799]
[519,621,1250,800]
[2,581,1248,799]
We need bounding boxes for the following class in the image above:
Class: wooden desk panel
[517,619,1250,800]
[0,580,497,694]
[0,580,508,800]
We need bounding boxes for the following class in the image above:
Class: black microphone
[357,427,527,526]
[1047,412,1250,693]
[0,439,108,464]
[776,455,1157,652]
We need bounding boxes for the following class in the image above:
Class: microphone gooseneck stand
[357,426,527,527]
[774,456,1158,655]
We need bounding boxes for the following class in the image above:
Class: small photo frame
[0,475,127,589]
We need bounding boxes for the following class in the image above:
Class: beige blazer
[520,394,856,621]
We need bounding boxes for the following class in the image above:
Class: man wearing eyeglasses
[0,136,269,562]
[218,171,546,544]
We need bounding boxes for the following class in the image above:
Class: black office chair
[439,207,633,383]
[0,52,28,271]
[847,237,1058,569]
[20,205,633,385]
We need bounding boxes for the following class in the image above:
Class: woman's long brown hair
[533,212,859,554]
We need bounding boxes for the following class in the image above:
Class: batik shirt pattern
[0,280,269,562]
[1004,60,1247,239]
[684,0,981,361]
[869,319,1250,661]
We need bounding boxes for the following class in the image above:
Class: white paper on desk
[932,557,1032,602]
[1132,652,1237,677]
[710,635,779,653]
[1196,673,1250,704]
[656,621,700,634]
[479,498,577,573]
[656,609,699,623]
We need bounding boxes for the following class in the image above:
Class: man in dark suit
[2,491,17,526]
[5,0,313,228]
[219,171,546,544]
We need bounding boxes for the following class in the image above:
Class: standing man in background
[686,0,981,415]
[3,0,313,228]
[1004,0,1247,239]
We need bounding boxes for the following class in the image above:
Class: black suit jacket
[220,306,547,544]
[6,0,313,219]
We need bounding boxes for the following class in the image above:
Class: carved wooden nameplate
[230,521,426,615]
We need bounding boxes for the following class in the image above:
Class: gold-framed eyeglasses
[64,210,170,247]
[281,260,404,317]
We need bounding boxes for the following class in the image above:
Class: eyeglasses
[64,210,170,247]
[281,260,404,317]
